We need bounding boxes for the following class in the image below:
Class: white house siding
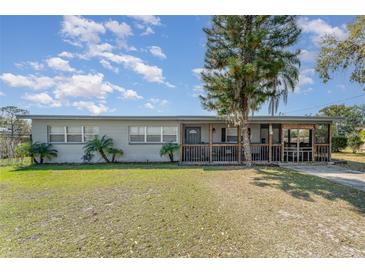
[32,119,180,163]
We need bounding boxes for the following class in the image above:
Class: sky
[0,15,363,116]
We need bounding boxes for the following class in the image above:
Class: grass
[1,163,365,257]
[332,151,365,172]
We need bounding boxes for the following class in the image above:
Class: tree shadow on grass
[252,167,365,214]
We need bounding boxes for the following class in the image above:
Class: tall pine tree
[200,16,301,165]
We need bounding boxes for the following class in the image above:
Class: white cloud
[22,92,61,107]
[46,57,75,72]
[98,52,172,86]
[0,73,55,90]
[144,97,168,109]
[61,15,106,46]
[192,85,205,97]
[105,20,132,39]
[1,72,123,101]
[121,89,143,100]
[130,16,161,26]
[297,17,348,45]
[149,46,166,59]
[299,49,317,63]
[73,101,109,115]
[14,61,44,70]
[58,51,74,58]
[130,16,161,36]
[99,59,119,74]
[0,91,5,96]
[295,68,315,93]
[141,26,154,36]
[192,68,205,78]
[53,73,119,99]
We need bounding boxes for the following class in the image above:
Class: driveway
[284,165,365,192]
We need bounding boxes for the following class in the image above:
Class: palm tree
[107,148,124,163]
[160,143,180,162]
[200,16,301,166]
[83,135,113,163]
[30,142,58,164]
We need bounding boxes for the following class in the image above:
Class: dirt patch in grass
[1,164,365,257]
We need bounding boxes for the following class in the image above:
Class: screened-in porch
[179,122,331,164]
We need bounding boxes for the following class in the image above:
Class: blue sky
[0,15,363,116]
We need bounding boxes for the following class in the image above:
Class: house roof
[17,114,340,123]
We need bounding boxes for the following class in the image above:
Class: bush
[160,143,180,162]
[348,132,364,153]
[15,142,31,159]
[332,135,348,152]
[30,142,58,164]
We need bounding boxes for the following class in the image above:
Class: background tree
[318,104,364,136]
[200,16,301,165]
[0,106,31,158]
[347,132,364,153]
[316,16,365,89]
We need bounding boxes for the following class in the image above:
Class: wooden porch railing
[181,143,330,163]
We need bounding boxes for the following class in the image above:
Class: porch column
[269,124,273,162]
[237,126,241,163]
[312,125,316,162]
[209,123,213,163]
[281,126,285,162]
[328,124,332,161]
[179,123,184,163]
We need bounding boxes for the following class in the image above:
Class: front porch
[179,122,331,164]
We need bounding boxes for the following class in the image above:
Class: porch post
[312,125,316,162]
[237,126,241,164]
[281,126,285,162]
[179,123,183,163]
[328,124,332,161]
[269,124,273,162]
[209,123,212,163]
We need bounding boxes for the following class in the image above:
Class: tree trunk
[40,157,44,164]
[241,97,252,166]
[169,153,174,162]
[112,154,116,163]
[33,157,39,164]
[241,118,252,166]
[99,149,110,163]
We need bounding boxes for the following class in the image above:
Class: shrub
[347,132,364,153]
[83,135,113,163]
[160,143,180,162]
[107,148,124,163]
[30,142,58,164]
[332,135,348,152]
[15,142,31,159]
[81,151,94,163]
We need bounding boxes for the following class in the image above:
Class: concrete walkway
[283,165,365,192]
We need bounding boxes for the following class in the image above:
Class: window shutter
[221,128,226,142]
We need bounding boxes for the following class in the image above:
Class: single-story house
[18,115,337,164]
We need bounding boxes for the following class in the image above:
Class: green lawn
[332,151,365,172]
[1,163,365,257]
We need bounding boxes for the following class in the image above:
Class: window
[129,126,178,143]
[129,126,145,142]
[49,126,65,143]
[226,127,237,143]
[163,126,177,142]
[84,126,99,142]
[48,126,99,143]
[147,126,161,142]
[67,126,82,143]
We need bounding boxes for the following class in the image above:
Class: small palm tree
[83,135,113,163]
[30,142,58,164]
[160,143,180,162]
[107,148,124,163]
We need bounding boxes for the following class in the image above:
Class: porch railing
[181,143,330,163]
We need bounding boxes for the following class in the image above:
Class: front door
[185,127,201,144]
